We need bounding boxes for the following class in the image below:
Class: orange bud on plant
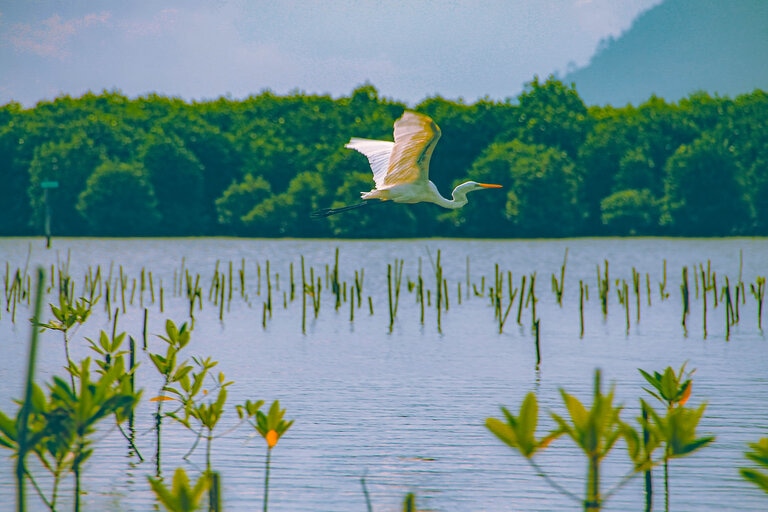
[266,429,279,449]
[678,382,692,407]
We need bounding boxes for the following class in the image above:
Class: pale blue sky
[0,0,662,107]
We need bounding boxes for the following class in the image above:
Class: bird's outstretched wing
[344,138,394,189]
[383,111,441,188]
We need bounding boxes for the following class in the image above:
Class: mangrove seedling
[487,370,646,511]
[39,294,96,387]
[148,467,212,512]
[638,364,714,512]
[640,400,714,512]
[47,358,140,512]
[167,357,232,471]
[237,400,293,512]
[149,320,194,476]
[0,381,73,511]
[639,363,694,410]
[86,329,144,459]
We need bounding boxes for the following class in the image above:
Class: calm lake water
[1,237,767,511]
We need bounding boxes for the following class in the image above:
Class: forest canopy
[1,77,766,238]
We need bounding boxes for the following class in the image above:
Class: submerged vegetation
[1,79,767,238]
[0,243,767,509]
[2,244,765,343]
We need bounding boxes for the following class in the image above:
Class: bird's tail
[310,201,369,218]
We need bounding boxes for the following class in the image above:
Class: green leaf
[486,418,521,451]
[740,468,768,493]
[561,390,588,430]
[660,367,677,400]
[0,410,17,440]
[673,436,715,457]
[519,392,538,438]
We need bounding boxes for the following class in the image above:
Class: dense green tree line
[1,77,766,238]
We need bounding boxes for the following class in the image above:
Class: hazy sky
[0,0,662,107]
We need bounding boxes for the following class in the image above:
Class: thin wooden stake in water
[219,272,225,321]
[527,273,538,328]
[551,247,568,306]
[436,250,443,333]
[623,280,630,335]
[751,277,765,331]
[466,256,471,300]
[632,267,641,324]
[659,259,669,300]
[387,264,394,332]
[700,265,708,339]
[418,273,425,324]
[517,275,527,325]
[681,267,690,335]
[534,319,541,370]
[597,261,609,316]
[579,280,585,338]
[724,276,733,341]
[266,260,273,318]
[289,262,295,302]
[646,273,652,307]
[301,256,306,334]
[143,308,149,350]
[120,265,127,313]
[349,281,354,322]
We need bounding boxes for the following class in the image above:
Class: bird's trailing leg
[310,201,371,218]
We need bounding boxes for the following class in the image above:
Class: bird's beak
[478,183,502,188]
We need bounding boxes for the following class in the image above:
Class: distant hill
[563,0,768,106]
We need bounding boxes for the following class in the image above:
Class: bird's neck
[427,182,467,209]
[441,189,469,209]
[446,184,475,208]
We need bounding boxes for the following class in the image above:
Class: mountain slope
[564,0,768,106]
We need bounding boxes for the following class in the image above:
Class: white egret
[311,111,502,217]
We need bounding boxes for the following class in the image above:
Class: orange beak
[478,183,503,188]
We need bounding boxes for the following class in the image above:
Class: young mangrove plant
[149,320,194,476]
[237,400,293,512]
[638,364,714,512]
[167,357,232,472]
[59,358,139,511]
[639,402,714,512]
[39,293,96,387]
[0,381,69,512]
[487,369,646,511]
[16,358,140,512]
[86,329,144,460]
[148,466,212,512]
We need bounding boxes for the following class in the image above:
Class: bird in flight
[311,111,502,217]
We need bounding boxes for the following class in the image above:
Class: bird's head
[449,181,503,206]
[456,181,503,194]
